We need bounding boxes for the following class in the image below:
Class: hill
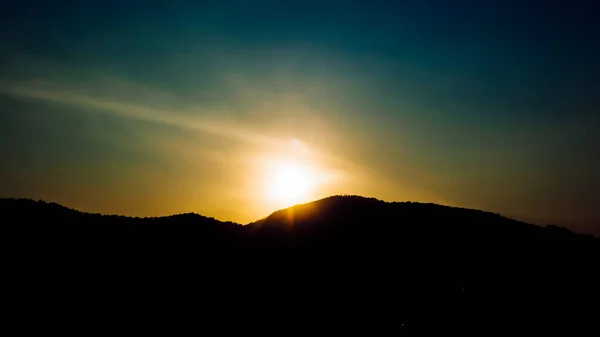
[2,196,598,330]
[4,195,595,251]
[247,195,595,246]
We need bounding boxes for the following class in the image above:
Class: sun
[265,160,314,206]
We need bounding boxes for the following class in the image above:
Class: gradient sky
[1,0,598,234]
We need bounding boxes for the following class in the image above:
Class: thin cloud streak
[0,79,367,180]
[1,84,275,146]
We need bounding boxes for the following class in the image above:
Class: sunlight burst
[265,159,318,207]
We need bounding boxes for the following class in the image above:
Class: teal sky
[1,0,598,234]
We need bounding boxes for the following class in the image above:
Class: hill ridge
[3,195,598,325]
[2,196,595,240]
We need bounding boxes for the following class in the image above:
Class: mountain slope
[245,195,598,286]
[3,196,596,248]
[5,195,596,281]
[2,196,598,330]
[1,198,245,253]
[246,195,595,246]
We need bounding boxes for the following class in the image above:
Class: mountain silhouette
[4,195,595,250]
[3,195,598,331]
[247,195,595,246]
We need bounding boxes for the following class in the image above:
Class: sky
[0,0,598,234]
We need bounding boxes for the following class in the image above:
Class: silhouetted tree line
[2,196,598,331]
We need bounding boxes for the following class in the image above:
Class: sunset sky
[1,1,598,234]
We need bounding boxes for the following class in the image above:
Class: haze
[0,1,598,235]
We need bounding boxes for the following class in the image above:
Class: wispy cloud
[0,77,367,177]
[1,81,277,145]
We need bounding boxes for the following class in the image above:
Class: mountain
[4,195,595,250]
[247,195,595,246]
[246,196,598,293]
[2,196,598,331]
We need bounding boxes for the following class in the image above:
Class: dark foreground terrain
[3,196,598,332]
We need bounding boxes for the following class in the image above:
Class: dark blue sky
[1,0,598,233]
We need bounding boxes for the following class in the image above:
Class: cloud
[0,77,367,176]
[2,81,272,143]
